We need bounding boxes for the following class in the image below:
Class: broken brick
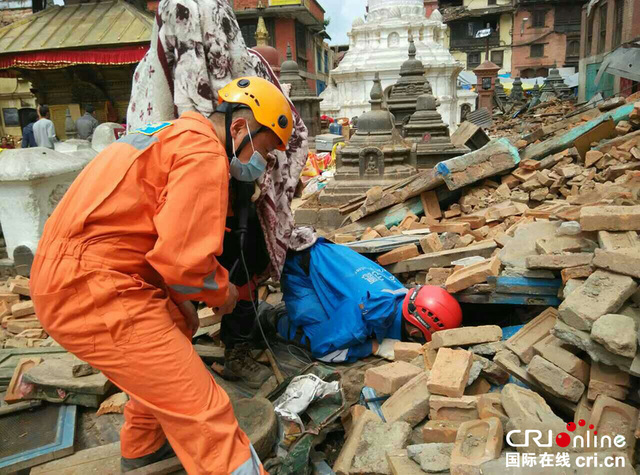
[381,371,430,426]
[11,301,35,318]
[525,253,593,270]
[580,205,640,231]
[477,393,508,427]
[586,395,638,459]
[444,256,501,294]
[420,190,442,220]
[394,341,424,362]
[420,233,443,253]
[427,348,473,398]
[425,267,453,286]
[558,270,637,331]
[377,244,420,266]
[374,224,391,237]
[593,247,640,279]
[364,361,423,396]
[505,307,557,364]
[527,355,585,403]
[450,417,503,474]
[532,334,590,384]
[431,325,502,349]
[429,395,480,422]
[422,420,462,443]
[561,264,594,284]
[429,222,472,235]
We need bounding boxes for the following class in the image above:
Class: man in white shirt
[33,105,58,149]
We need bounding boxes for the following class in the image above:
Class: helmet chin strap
[216,102,266,159]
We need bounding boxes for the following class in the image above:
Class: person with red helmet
[402,285,464,343]
[271,238,463,363]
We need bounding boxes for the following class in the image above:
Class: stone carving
[386,36,433,128]
[320,74,416,204]
[388,32,400,47]
[404,93,469,169]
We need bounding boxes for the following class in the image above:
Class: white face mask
[229,122,267,182]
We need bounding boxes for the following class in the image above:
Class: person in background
[21,111,38,148]
[76,104,100,140]
[33,104,57,149]
[1,137,15,149]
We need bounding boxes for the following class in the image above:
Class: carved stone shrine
[320,74,416,204]
[386,36,432,129]
[404,93,469,169]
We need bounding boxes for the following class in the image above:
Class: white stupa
[321,0,474,130]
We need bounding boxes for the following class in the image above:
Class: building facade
[441,0,514,75]
[579,0,640,101]
[511,0,584,78]
[229,0,331,94]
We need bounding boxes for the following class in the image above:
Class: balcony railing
[451,32,500,50]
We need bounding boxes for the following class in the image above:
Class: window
[491,49,503,66]
[530,44,544,57]
[613,0,624,47]
[467,52,481,68]
[239,23,257,48]
[316,49,322,74]
[566,39,580,58]
[521,68,535,78]
[488,0,496,5]
[324,50,329,74]
[598,4,607,54]
[532,10,546,28]
[2,108,19,127]
[295,21,308,70]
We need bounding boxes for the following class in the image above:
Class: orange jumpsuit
[30,112,265,474]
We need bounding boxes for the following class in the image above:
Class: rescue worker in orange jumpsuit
[30,77,293,474]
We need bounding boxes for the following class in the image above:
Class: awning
[595,43,640,85]
[0,0,152,69]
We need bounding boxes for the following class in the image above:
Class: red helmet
[402,285,462,342]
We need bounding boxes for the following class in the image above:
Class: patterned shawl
[127,0,316,280]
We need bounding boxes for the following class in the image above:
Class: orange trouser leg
[31,256,265,475]
[121,396,166,458]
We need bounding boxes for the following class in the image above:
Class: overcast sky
[319,0,367,46]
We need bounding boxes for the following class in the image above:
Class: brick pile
[0,275,47,349]
[331,98,640,474]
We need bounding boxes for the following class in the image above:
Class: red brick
[420,190,442,220]
[427,348,473,398]
[561,265,594,284]
[445,256,501,294]
[525,253,593,270]
[425,267,453,286]
[422,420,462,443]
[11,301,35,318]
[429,222,472,235]
[527,355,585,403]
[377,244,420,266]
[501,174,521,189]
[580,205,640,231]
[465,377,491,395]
[533,335,590,384]
[429,395,480,422]
[477,393,508,427]
[360,228,381,241]
[431,325,502,349]
[450,417,503,473]
[420,233,443,253]
[381,371,430,426]
[586,395,638,459]
[505,307,557,364]
[393,342,423,362]
[422,342,437,370]
[364,361,423,396]
[373,224,391,237]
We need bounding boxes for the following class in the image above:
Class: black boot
[121,440,176,472]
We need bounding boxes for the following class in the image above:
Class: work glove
[373,338,399,361]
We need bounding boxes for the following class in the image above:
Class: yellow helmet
[218,77,293,151]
